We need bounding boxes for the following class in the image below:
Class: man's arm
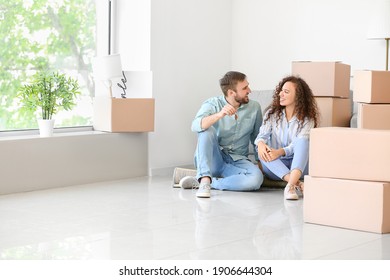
[192,102,237,132]
[200,104,237,130]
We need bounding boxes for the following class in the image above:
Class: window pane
[0,0,97,131]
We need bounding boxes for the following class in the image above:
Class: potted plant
[18,71,81,137]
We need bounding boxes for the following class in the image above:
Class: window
[0,0,98,131]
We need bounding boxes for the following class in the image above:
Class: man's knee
[198,126,217,142]
[241,169,263,191]
[250,169,264,190]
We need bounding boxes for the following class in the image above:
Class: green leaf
[18,71,81,120]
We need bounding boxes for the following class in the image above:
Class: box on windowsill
[304,175,390,234]
[93,96,155,132]
[353,70,390,103]
[357,103,390,130]
[315,97,351,127]
[309,127,390,182]
[291,61,351,98]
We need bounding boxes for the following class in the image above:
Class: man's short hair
[219,71,247,96]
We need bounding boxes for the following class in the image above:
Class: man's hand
[201,104,239,130]
[220,104,237,118]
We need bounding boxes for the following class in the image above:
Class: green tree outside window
[0,0,96,131]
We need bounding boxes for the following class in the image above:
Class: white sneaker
[172,167,197,188]
[179,176,199,189]
[196,182,211,198]
[295,182,304,198]
[284,184,298,200]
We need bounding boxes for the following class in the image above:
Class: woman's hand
[257,142,273,162]
[257,142,284,162]
[266,149,283,161]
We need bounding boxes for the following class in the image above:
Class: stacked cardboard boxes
[304,71,390,233]
[292,61,352,127]
[354,70,390,130]
[304,127,390,233]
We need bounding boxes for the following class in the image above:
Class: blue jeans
[194,127,263,191]
[260,138,309,181]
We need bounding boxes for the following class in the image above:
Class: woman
[255,75,319,200]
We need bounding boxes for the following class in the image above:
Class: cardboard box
[304,176,390,233]
[93,97,155,132]
[309,127,390,182]
[292,61,351,97]
[353,70,390,103]
[315,97,351,127]
[357,103,390,130]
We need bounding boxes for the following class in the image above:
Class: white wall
[114,0,232,174]
[149,0,232,174]
[232,0,386,89]
[115,0,151,70]
[115,0,386,175]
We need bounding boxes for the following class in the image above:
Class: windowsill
[0,126,106,141]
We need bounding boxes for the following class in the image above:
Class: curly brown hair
[264,75,320,132]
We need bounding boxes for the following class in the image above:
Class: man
[179,71,264,198]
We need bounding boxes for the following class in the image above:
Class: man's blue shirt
[191,95,262,161]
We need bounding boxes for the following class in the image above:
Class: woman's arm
[255,110,273,161]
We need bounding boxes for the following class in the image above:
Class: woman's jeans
[194,127,263,191]
[260,138,309,181]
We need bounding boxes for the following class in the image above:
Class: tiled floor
[0,175,389,260]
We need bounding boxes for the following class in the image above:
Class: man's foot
[179,176,199,189]
[284,184,298,200]
[172,167,197,187]
[196,182,211,198]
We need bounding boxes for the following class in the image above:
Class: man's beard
[235,95,249,104]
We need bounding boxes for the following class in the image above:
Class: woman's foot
[284,184,298,200]
[298,181,304,191]
[295,181,304,197]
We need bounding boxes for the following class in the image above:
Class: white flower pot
[38,119,55,137]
